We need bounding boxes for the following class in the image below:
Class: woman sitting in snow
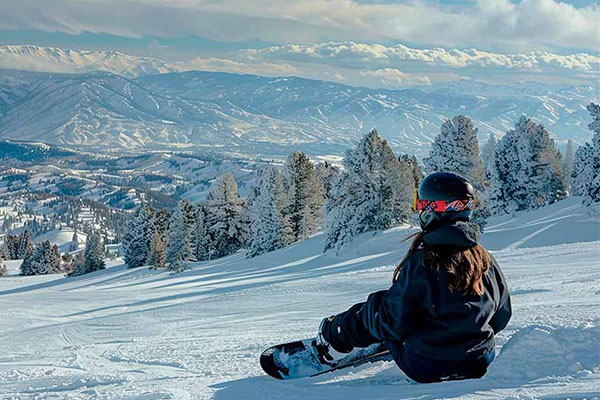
[316,172,512,383]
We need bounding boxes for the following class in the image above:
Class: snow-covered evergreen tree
[154,209,170,242]
[586,103,600,205]
[562,140,574,193]
[0,253,7,277]
[70,232,105,276]
[3,235,20,260]
[166,203,190,272]
[19,254,36,276]
[490,116,567,214]
[572,103,600,205]
[247,166,292,257]
[424,115,488,189]
[325,129,414,252]
[122,204,155,268]
[481,133,497,179]
[17,230,34,259]
[50,244,61,272]
[69,231,79,252]
[283,152,325,241]
[20,241,62,276]
[148,229,166,269]
[398,154,424,189]
[84,232,105,273]
[205,173,249,259]
[572,143,592,197]
[194,205,213,261]
[315,162,340,201]
[181,200,197,261]
[0,239,10,261]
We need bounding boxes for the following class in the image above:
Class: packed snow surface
[0,197,598,399]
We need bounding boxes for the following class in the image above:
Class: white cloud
[178,57,300,76]
[359,68,431,86]
[246,42,600,73]
[0,0,598,53]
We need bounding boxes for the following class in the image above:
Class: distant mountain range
[0,45,596,158]
[0,45,175,78]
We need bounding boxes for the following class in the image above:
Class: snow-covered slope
[0,197,598,399]
[0,68,595,158]
[33,229,87,254]
[0,45,175,78]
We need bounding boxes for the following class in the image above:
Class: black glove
[314,316,354,364]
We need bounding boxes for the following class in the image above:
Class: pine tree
[586,103,600,205]
[154,209,171,242]
[315,162,340,201]
[194,205,214,261]
[325,129,414,252]
[148,229,166,269]
[490,116,567,214]
[181,200,197,261]
[398,154,424,189]
[3,235,19,260]
[283,152,326,241]
[122,204,155,268]
[19,253,35,276]
[205,173,249,259]
[69,233,105,276]
[50,244,62,273]
[166,204,189,272]
[0,239,10,261]
[85,232,105,273]
[424,116,488,189]
[562,140,574,193]
[20,241,62,276]
[17,230,34,259]
[0,253,7,277]
[69,231,79,252]
[481,133,497,179]
[247,166,292,257]
[573,103,600,206]
[572,143,592,197]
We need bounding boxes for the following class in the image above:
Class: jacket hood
[422,221,481,248]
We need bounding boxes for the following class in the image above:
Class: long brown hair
[393,232,491,296]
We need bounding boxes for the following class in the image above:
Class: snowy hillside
[0,67,595,158]
[0,197,598,399]
[0,141,264,213]
[0,45,175,78]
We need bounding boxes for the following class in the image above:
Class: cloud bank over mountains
[1,0,598,88]
[1,42,597,89]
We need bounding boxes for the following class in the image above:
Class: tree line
[0,228,106,277]
[121,152,328,272]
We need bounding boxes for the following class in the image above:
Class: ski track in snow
[0,197,599,399]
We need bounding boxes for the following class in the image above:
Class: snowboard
[260,338,392,380]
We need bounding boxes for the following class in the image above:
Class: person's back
[314,172,512,383]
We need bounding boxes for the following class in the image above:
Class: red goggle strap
[414,197,475,212]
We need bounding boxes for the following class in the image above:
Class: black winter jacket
[323,222,511,361]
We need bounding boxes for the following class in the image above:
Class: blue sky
[0,0,598,87]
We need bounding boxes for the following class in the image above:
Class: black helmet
[415,172,475,231]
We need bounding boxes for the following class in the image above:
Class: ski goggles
[413,189,475,212]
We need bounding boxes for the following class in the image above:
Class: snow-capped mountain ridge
[0,45,175,78]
